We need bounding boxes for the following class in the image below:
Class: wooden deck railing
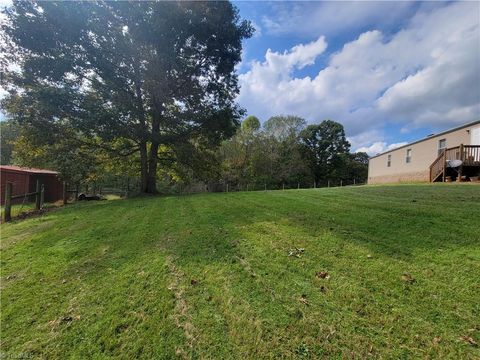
[429,144,480,182]
[463,145,480,165]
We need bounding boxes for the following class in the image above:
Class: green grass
[1,202,59,220]
[1,184,479,359]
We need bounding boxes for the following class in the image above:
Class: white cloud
[348,130,407,156]
[239,36,327,108]
[356,142,408,156]
[261,1,419,38]
[238,2,480,151]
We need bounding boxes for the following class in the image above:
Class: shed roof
[0,165,58,175]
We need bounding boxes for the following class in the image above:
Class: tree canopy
[217,117,368,189]
[299,120,351,184]
[2,0,253,193]
[241,115,261,133]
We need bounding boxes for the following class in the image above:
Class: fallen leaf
[190,279,198,286]
[299,294,310,306]
[433,336,441,346]
[288,247,305,258]
[316,271,330,280]
[401,273,416,284]
[460,335,478,346]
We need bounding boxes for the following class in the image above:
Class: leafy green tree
[348,152,369,183]
[262,115,311,186]
[264,115,306,141]
[0,119,21,165]
[241,115,261,133]
[300,120,350,184]
[218,116,265,187]
[219,115,313,189]
[12,125,103,185]
[2,1,253,193]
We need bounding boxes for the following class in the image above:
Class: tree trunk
[146,141,159,194]
[145,115,160,194]
[139,141,148,193]
[134,68,149,194]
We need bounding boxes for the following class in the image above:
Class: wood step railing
[429,144,480,182]
[429,150,446,182]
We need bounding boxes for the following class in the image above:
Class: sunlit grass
[1,184,479,358]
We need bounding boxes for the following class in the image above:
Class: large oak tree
[1,1,253,193]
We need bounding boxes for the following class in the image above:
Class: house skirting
[368,170,430,184]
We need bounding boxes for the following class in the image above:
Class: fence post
[328,180,330,188]
[354,179,356,185]
[226,183,229,193]
[314,181,316,189]
[4,182,12,222]
[40,184,45,209]
[340,180,343,187]
[297,182,300,189]
[35,180,41,210]
[264,183,266,191]
[283,183,285,191]
[63,181,68,205]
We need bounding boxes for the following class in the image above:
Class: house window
[387,154,391,167]
[406,149,412,163]
[438,139,447,155]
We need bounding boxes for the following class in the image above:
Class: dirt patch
[165,256,197,358]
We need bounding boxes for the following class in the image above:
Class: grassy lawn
[1,203,40,220]
[1,184,479,359]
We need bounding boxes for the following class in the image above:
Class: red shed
[0,166,64,205]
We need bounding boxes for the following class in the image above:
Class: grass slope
[1,184,479,359]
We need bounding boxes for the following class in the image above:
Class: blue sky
[234,1,480,154]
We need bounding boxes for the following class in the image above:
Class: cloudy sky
[1,1,479,155]
[235,1,480,154]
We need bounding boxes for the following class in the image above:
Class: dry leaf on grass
[315,271,330,279]
[299,294,310,306]
[288,247,305,258]
[401,273,416,284]
[460,335,478,346]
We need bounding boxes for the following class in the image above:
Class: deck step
[431,170,444,182]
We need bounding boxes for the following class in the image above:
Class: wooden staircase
[429,144,480,182]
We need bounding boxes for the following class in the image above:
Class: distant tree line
[1,115,368,193]
[0,1,367,194]
[215,116,368,190]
